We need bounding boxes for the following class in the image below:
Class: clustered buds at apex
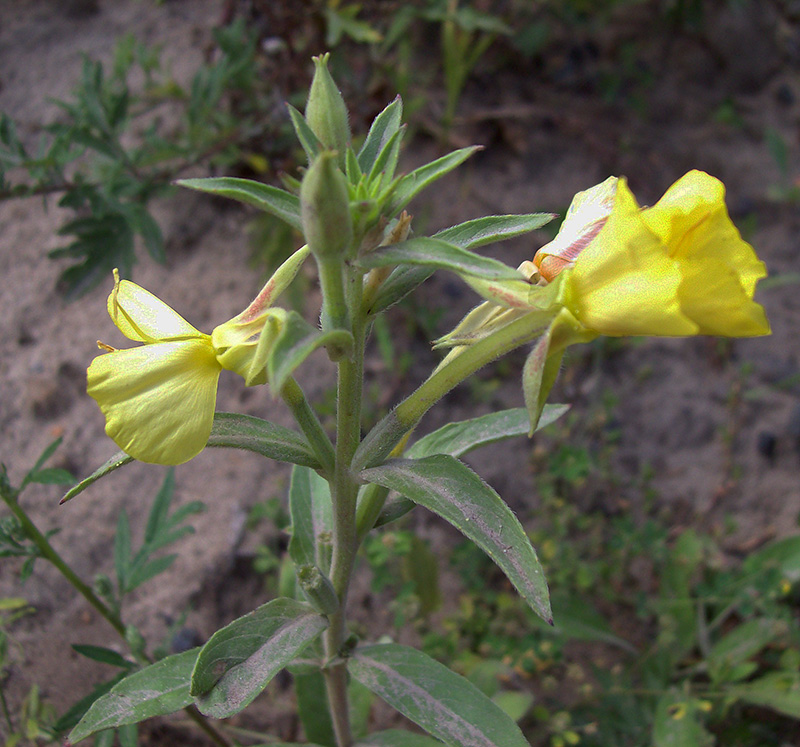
[305,53,351,162]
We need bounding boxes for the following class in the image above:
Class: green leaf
[652,691,714,747]
[434,213,555,250]
[407,405,568,459]
[23,467,75,487]
[355,730,442,747]
[366,213,548,317]
[359,237,524,281]
[52,673,127,734]
[209,413,322,467]
[361,455,551,623]
[177,177,302,231]
[350,644,530,747]
[743,535,800,581]
[708,618,788,685]
[377,407,567,529]
[191,598,327,718]
[288,466,333,572]
[730,671,800,719]
[358,97,403,174]
[21,438,64,489]
[287,104,323,163]
[294,671,336,747]
[68,648,199,743]
[71,645,133,669]
[366,127,404,188]
[388,146,480,215]
[61,413,321,504]
[268,311,353,392]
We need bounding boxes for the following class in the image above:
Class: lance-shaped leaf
[374,406,567,528]
[355,731,442,747]
[294,670,336,747]
[288,465,333,573]
[359,237,524,281]
[435,213,555,250]
[388,146,481,216]
[268,311,354,392]
[367,213,552,316]
[61,413,320,504]
[68,648,198,743]
[191,598,327,718]
[361,455,551,622]
[358,96,403,173]
[406,405,568,459]
[177,177,302,232]
[367,127,404,190]
[287,104,323,163]
[349,644,530,747]
[729,672,800,720]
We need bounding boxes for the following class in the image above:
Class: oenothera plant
[64,55,769,746]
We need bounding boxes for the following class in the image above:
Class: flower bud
[301,151,353,261]
[305,53,350,161]
[297,564,339,616]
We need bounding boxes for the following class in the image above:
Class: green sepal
[287,103,323,163]
[177,177,302,231]
[268,311,354,392]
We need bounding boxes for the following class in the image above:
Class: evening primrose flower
[530,169,770,338]
[438,170,769,428]
[88,247,308,465]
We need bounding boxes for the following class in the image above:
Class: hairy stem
[322,261,366,747]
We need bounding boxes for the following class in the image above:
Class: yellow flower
[88,247,308,465]
[532,170,770,338]
[435,170,770,431]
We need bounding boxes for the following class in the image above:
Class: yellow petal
[640,170,769,336]
[87,340,220,465]
[108,271,202,343]
[568,178,698,336]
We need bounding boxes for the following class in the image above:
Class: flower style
[88,247,308,465]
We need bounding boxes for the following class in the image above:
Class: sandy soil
[1,0,799,743]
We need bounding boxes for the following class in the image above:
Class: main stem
[324,260,365,747]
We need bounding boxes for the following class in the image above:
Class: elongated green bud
[300,151,353,260]
[305,53,350,162]
[301,152,352,342]
[297,564,339,616]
